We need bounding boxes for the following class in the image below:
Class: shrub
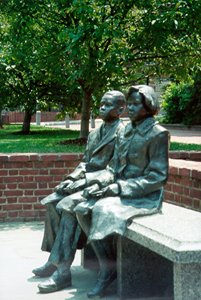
[162,70,201,126]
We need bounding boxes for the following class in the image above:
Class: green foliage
[0,125,86,153]
[0,1,83,131]
[1,0,201,135]
[162,68,201,126]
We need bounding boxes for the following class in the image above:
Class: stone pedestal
[174,262,201,300]
[81,244,99,270]
[117,236,173,299]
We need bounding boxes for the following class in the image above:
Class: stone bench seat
[117,202,201,300]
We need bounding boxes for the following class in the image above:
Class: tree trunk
[80,90,92,139]
[22,108,32,134]
[0,111,2,128]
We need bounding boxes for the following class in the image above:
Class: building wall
[0,152,200,222]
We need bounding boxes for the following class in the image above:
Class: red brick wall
[0,152,200,222]
[7,110,125,124]
[7,111,82,123]
[164,158,201,211]
[0,154,83,222]
[169,151,201,161]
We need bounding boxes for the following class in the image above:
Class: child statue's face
[99,94,120,124]
[127,91,147,123]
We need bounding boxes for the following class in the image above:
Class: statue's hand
[64,178,86,194]
[101,183,120,197]
[54,179,73,195]
[83,183,100,200]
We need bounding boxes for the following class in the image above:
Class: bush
[162,70,201,126]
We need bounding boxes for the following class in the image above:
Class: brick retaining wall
[169,151,201,161]
[164,158,201,211]
[0,152,201,222]
[0,154,83,222]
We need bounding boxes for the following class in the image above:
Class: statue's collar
[124,117,157,137]
[102,118,120,130]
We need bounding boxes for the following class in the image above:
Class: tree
[0,70,9,128]
[0,1,82,133]
[1,0,201,137]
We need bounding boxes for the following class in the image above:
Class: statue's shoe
[87,270,117,299]
[32,262,57,277]
[38,270,71,293]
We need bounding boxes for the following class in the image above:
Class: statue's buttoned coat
[68,119,125,179]
[55,119,124,211]
[75,117,170,242]
[40,119,124,255]
[41,119,124,206]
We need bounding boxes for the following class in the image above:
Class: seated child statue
[75,85,170,299]
[32,90,126,293]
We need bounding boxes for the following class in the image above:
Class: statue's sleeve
[117,131,170,198]
[85,132,121,188]
[65,135,91,181]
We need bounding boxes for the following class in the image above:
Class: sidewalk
[0,221,171,300]
[41,119,201,145]
[0,221,119,300]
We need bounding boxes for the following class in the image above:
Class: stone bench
[82,202,201,300]
[117,202,201,300]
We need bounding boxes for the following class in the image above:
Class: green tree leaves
[0,0,201,135]
[162,68,201,126]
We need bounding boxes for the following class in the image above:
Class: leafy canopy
[0,0,201,134]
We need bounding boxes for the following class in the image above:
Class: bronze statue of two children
[33,85,169,299]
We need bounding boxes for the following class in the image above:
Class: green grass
[1,124,201,153]
[0,125,86,153]
[169,142,201,151]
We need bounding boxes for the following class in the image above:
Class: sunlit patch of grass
[0,125,86,153]
[170,142,201,151]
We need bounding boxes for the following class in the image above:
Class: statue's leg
[32,202,61,277]
[41,202,61,252]
[76,209,91,236]
[37,211,78,293]
[87,239,117,299]
[76,210,117,298]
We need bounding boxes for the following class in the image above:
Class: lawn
[1,124,201,153]
[170,142,201,151]
[0,125,86,153]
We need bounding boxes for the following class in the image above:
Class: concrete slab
[0,221,115,300]
[1,221,162,300]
